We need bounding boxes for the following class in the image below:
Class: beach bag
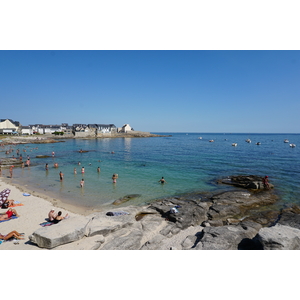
[1,202,9,209]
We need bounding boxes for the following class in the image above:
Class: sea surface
[1,133,300,211]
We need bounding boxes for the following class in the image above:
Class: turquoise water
[1,133,300,211]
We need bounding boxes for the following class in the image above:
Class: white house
[0,119,20,134]
[119,124,132,133]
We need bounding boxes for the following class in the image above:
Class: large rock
[207,190,278,225]
[277,205,300,230]
[149,198,209,231]
[100,228,144,250]
[220,175,274,190]
[255,224,300,250]
[196,221,262,250]
[29,215,90,249]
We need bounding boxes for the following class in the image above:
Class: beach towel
[106,211,130,216]
[0,216,18,223]
[9,203,24,208]
[40,221,55,227]
[23,193,31,196]
[0,188,11,206]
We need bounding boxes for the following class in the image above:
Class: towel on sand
[106,211,129,216]
[40,221,54,227]
[0,216,18,223]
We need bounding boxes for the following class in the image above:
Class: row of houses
[0,119,134,137]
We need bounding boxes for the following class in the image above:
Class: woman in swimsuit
[53,211,68,224]
[0,208,19,220]
[0,231,24,241]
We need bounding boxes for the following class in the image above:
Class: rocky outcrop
[220,175,274,190]
[29,215,90,249]
[255,224,300,250]
[27,180,300,250]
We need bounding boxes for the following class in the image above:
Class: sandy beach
[0,177,82,250]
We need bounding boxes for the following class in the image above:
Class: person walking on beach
[80,178,84,188]
[9,166,15,178]
[158,177,167,184]
[59,171,64,181]
[26,158,30,167]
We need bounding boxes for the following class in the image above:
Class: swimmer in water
[158,177,167,184]
[80,178,84,188]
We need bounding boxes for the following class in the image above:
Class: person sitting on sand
[0,208,19,221]
[53,211,68,224]
[48,209,57,222]
[0,231,24,241]
[158,177,167,184]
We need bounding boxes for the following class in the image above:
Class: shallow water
[1,133,300,211]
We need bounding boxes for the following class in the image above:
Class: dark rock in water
[113,194,141,205]
[36,155,51,158]
[219,175,274,190]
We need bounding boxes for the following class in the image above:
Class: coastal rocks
[220,175,274,190]
[207,190,278,225]
[195,221,262,250]
[277,205,300,230]
[255,224,300,250]
[36,155,51,158]
[149,198,209,230]
[29,215,90,249]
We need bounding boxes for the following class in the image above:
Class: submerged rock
[112,194,141,205]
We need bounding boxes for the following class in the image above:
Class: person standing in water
[59,171,64,181]
[81,166,85,175]
[74,167,77,174]
[80,178,84,188]
[112,173,118,183]
[158,177,167,184]
[97,167,101,173]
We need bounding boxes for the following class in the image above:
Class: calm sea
[2,133,300,211]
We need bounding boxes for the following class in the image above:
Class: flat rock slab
[29,215,90,249]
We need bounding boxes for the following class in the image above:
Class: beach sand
[0,177,82,250]
[1,176,202,250]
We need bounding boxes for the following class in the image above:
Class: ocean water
[2,133,300,211]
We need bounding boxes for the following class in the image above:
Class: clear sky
[1,50,299,133]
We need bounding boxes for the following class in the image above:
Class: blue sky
[1,50,299,133]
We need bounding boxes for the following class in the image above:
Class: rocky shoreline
[28,175,300,250]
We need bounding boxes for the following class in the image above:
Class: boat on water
[209,140,214,142]
[256,142,261,145]
[198,137,202,139]
[245,139,251,143]
[232,143,237,146]
[284,139,289,143]
[290,144,296,148]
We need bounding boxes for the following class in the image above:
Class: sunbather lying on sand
[0,208,19,220]
[0,231,24,240]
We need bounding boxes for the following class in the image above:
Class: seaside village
[0,118,139,137]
